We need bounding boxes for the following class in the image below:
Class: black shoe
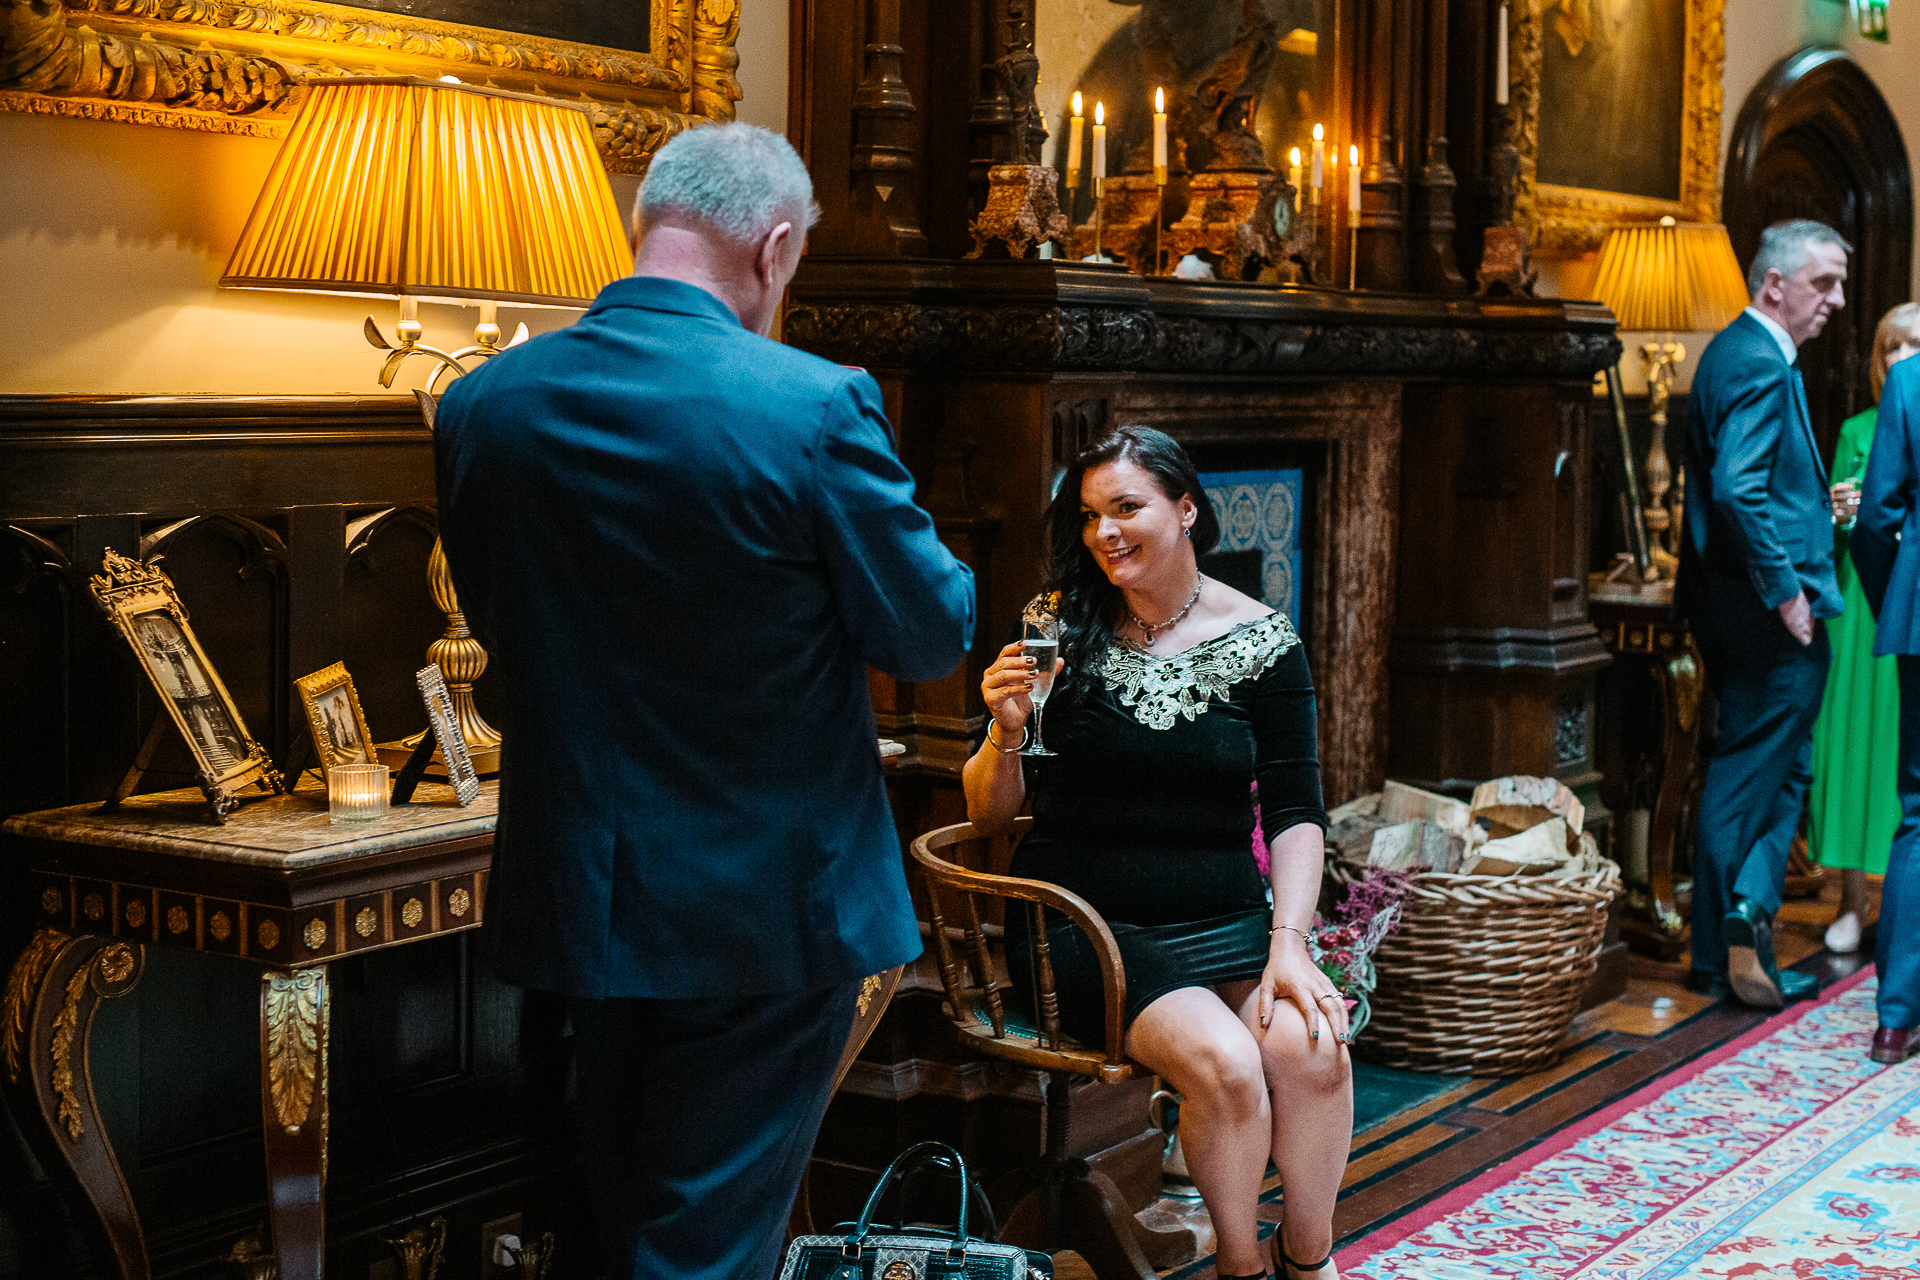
[1724,902,1811,1009]
[1872,1027,1918,1064]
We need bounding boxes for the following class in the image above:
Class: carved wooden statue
[1195,0,1277,172]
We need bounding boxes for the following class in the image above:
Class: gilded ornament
[82,893,104,922]
[258,920,280,950]
[448,888,471,919]
[354,907,378,939]
[264,970,326,1133]
[3,929,68,1084]
[50,963,89,1138]
[882,1263,916,1280]
[167,906,190,935]
[96,944,135,988]
[857,973,882,1017]
[40,886,62,918]
[209,912,232,943]
[401,898,424,929]
[125,898,147,929]
[304,918,327,950]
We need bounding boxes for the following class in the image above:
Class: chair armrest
[909,821,1129,1073]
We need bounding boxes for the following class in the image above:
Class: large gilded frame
[0,0,740,171]
[1510,0,1726,255]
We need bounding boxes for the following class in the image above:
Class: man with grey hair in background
[435,123,975,1278]
[1678,219,1850,1010]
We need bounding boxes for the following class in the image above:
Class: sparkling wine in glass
[1023,619,1059,757]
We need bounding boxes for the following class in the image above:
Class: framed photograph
[295,663,377,771]
[0,0,742,174]
[417,665,482,806]
[89,550,283,820]
[1512,0,1726,254]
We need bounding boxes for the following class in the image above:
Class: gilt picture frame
[0,0,740,173]
[89,550,283,819]
[1511,0,1727,255]
[295,662,378,772]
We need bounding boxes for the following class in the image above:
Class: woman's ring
[1315,993,1340,1003]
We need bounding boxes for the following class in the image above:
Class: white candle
[328,763,390,824]
[1152,87,1167,184]
[1310,123,1324,202]
[1093,101,1107,184]
[1289,147,1303,210]
[1067,91,1084,180]
[1349,144,1361,214]
[1496,2,1509,106]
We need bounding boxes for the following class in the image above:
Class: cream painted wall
[1539,0,1919,397]
[0,0,790,396]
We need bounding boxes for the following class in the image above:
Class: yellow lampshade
[1588,220,1750,334]
[222,77,631,309]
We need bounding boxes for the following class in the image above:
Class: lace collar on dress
[1096,612,1300,731]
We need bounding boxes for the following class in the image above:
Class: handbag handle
[845,1140,971,1252]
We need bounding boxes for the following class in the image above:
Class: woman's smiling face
[1079,457,1196,588]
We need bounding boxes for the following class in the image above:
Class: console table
[1,780,495,1280]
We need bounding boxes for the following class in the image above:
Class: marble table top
[3,779,497,870]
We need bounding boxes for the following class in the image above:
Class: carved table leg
[260,968,329,1280]
[1640,636,1702,955]
[2,929,149,1280]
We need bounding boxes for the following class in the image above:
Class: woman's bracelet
[1269,924,1309,942]
[986,721,1030,754]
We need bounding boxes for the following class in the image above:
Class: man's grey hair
[1747,219,1853,294]
[635,123,820,246]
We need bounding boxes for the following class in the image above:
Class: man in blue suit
[1676,220,1850,1009]
[435,124,976,1278]
[1847,353,1920,1064]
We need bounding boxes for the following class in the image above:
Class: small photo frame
[89,550,283,819]
[294,662,377,770]
[417,664,481,806]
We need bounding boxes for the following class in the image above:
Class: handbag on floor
[779,1141,1051,1280]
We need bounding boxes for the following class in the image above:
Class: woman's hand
[981,640,1061,736]
[1831,479,1861,525]
[1258,929,1350,1046]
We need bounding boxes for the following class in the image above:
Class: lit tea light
[328,763,390,824]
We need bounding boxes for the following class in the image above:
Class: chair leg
[1062,1169,1162,1280]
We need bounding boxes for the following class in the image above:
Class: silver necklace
[1128,574,1204,646]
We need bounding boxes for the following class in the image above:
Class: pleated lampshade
[1588,220,1751,333]
[222,77,631,308]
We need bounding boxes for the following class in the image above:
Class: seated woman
[961,426,1350,1280]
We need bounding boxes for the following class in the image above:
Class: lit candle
[1349,144,1361,214]
[1496,2,1509,106]
[1067,91,1084,185]
[1152,87,1168,185]
[1093,101,1107,186]
[1310,123,1324,203]
[1289,147,1303,210]
[328,763,390,824]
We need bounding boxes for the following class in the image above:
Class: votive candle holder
[328,763,390,824]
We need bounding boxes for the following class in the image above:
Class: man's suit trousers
[570,978,862,1280]
[1690,621,1831,978]
[1880,657,1920,1030]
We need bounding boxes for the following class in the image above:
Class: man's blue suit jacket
[1675,311,1841,642]
[1854,356,1920,653]
[434,276,976,1000]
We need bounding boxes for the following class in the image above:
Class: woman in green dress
[1813,302,1920,952]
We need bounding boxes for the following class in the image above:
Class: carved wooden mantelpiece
[0,0,740,171]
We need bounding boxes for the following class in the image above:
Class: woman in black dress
[962,427,1350,1280]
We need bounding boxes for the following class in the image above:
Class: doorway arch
[1724,46,1913,465]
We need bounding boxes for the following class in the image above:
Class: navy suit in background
[1848,354,1920,1034]
[435,275,975,1278]
[1676,311,1841,983]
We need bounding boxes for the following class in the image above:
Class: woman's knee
[1260,1012,1352,1095]
[1168,1030,1268,1115]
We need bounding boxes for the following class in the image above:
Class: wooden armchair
[910,818,1187,1280]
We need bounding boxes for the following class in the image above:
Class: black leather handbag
[778,1141,1051,1280]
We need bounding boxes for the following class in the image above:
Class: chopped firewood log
[1368,819,1465,874]
[1461,817,1571,876]
[1377,780,1473,832]
[1470,775,1584,843]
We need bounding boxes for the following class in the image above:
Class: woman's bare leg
[1232,981,1352,1275]
[1126,987,1272,1276]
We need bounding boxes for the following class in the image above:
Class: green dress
[1808,406,1901,873]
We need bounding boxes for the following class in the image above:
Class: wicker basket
[1335,853,1622,1075]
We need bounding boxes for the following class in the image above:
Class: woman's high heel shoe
[1274,1234,1337,1279]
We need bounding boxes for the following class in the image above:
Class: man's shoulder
[1695,318,1786,390]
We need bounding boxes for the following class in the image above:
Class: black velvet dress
[1006,609,1329,1048]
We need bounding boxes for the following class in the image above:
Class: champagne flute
[1022,618,1060,757]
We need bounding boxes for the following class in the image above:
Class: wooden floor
[1057,872,1886,1280]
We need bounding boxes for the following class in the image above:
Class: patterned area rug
[1339,970,1920,1278]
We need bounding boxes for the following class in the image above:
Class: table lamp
[1589,216,1749,579]
[222,75,633,772]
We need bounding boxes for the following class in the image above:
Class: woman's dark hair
[1043,425,1218,696]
